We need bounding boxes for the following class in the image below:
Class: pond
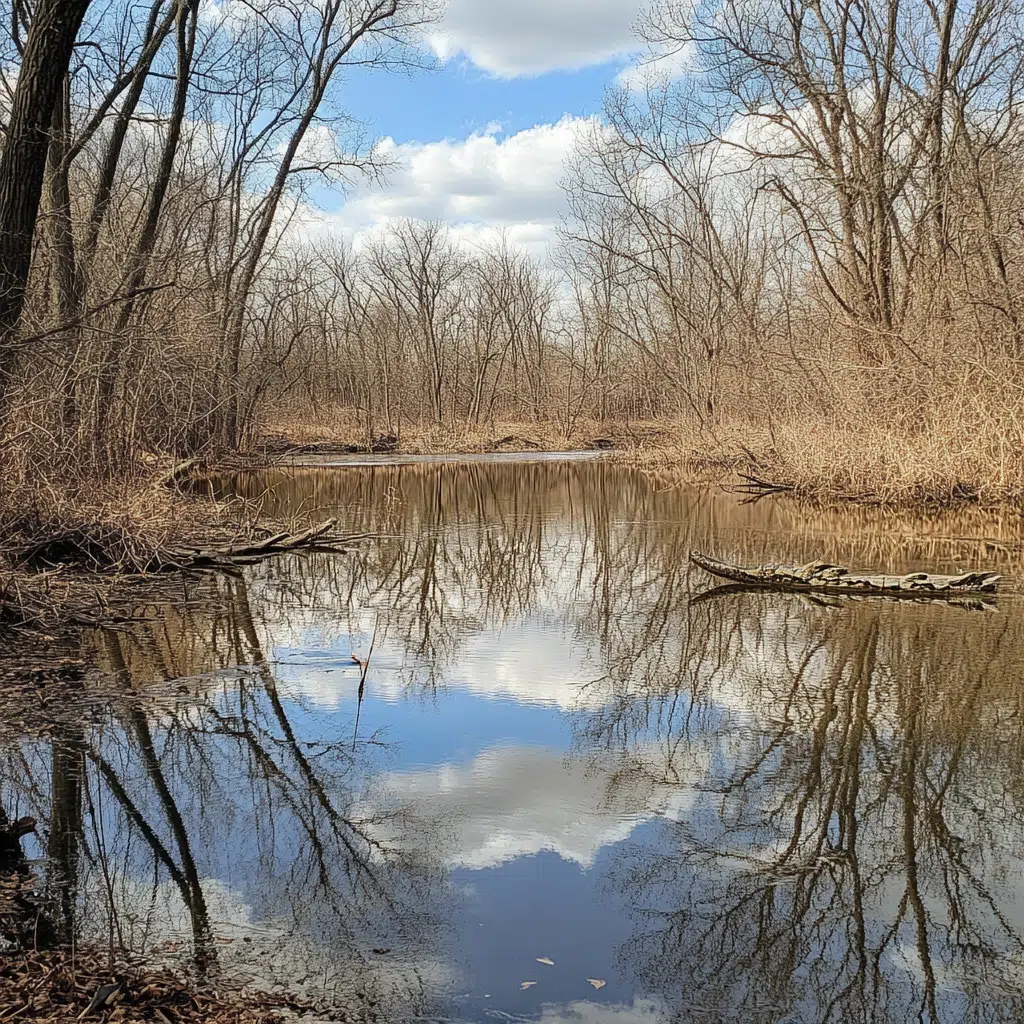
[5,457,1024,1023]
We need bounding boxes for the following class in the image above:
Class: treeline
[0,0,438,482]
[256,223,673,440]
[562,0,1024,496]
[3,0,1024,498]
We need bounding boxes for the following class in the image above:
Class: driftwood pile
[690,551,1002,596]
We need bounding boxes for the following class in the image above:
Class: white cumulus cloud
[429,0,646,76]
[304,116,600,258]
[373,743,709,870]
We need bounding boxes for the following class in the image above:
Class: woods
[2,0,1024,509]
[0,0,439,487]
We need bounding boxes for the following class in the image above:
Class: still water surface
[6,459,1024,1023]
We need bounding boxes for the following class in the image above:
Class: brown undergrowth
[0,948,330,1022]
[0,467,271,636]
[618,408,1024,512]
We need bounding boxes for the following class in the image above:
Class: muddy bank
[0,471,358,639]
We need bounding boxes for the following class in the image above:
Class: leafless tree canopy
[2,0,1024,495]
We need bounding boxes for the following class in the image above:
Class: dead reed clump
[747,360,1024,508]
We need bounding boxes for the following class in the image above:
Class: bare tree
[0,0,93,415]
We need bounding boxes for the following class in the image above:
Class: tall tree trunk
[92,0,197,463]
[45,76,86,436]
[220,0,403,448]
[0,0,93,419]
[80,0,174,266]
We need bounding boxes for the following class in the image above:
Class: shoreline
[3,437,1022,642]
[229,431,1024,514]
[0,946,331,1023]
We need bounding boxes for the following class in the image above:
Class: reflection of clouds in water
[81,876,254,946]
[537,998,666,1024]
[456,625,604,709]
[237,524,630,708]
[273,620,607,711]
[373,744,708,869]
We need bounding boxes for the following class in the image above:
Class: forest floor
[0,947,337,1023]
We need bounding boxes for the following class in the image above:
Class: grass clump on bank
[0,464,246,633]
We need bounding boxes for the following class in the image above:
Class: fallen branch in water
[155,455,205,490]
[150,518,355,570]
[690,551,1002,596]
[734,471,795,495]
[689,581,999,611]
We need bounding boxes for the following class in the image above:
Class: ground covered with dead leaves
[0,949,323,1022]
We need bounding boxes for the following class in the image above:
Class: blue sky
[309,0,688,257]
[342,58,618,147]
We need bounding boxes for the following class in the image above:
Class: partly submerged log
[689,551,1001,596]
[151,519,359,571]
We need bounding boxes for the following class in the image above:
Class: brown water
[5,458,1024,1023]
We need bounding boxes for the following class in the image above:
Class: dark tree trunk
[0,0,93,416]
[45,77,86,436]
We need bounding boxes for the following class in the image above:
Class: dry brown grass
[749,358,1024,506]
[626,425,1024,508]
[1,484,185,571]
[261,406,678,454]
[0,462,275,634]
[609,350,1024,510]
[764,417,1021,505]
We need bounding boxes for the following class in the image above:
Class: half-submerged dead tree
[690,552,1001,596]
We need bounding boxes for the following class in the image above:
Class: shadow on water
[4,459,1024,1021]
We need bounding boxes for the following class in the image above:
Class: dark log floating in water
[689,551,1002,595]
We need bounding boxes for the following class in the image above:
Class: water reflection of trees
[0,576,446,1010]
[6,461,1024,1019]
[203,462,1024,1020]
[216,462,1024,694]
[589,592,1024,1023]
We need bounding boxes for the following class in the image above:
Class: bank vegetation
[0,0,1023,589]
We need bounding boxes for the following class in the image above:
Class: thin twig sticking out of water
[352,614,378,752]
